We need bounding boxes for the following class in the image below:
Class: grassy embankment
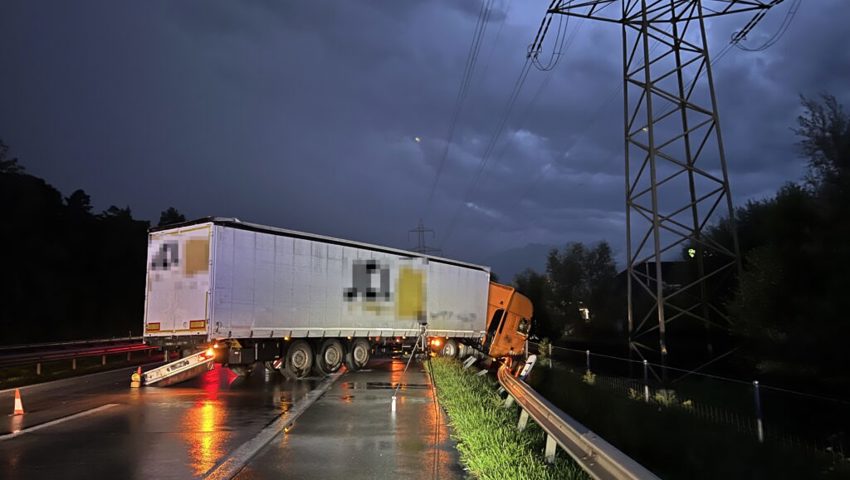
[428,357,587,480]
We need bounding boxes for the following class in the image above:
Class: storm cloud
[1,0,847,277]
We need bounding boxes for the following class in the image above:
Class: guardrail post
[517,409,529,431]
[148,348,152,357]
[127,351,131,361]
[504,395,515,408]
[72,358,76,370]
[643,359,650,402]
[544,434,557,463]
[586,349,591,373]
[549,343,552,359]
[164,349,169,362]
[102,354,106,366]
[753,380,764,443]
[36,362,42,376]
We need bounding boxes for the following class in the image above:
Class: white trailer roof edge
[151,217,491,273]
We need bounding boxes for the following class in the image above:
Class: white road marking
[0,403,119,441]
[204,369,346,480]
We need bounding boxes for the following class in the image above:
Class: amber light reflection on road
[182,365,235,476]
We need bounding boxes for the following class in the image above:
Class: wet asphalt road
[236,358,464,480]
[1,364,319,479]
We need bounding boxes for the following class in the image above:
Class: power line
[733,0,801,51]
[471,0,515,89]
[436,2,633,250]
[438,57,534,249]
[425,0,496,214]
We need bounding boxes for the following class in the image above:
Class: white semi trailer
[143,218,533,378]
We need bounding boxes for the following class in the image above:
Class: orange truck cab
[483,282,533,358]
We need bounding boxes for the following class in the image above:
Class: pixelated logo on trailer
[343,259,425,321]
[344,260,391,302]
[150,238,209,276]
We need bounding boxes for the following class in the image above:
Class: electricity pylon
[531,1,785,370]
[409,219,442,255]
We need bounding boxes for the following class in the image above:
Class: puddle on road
[341,382,430,390]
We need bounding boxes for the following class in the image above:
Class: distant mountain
[476,243,555,284]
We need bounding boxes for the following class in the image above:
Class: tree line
[0,143,185,344]
[513,94,850,383]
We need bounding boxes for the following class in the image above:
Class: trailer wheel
[314,339,344,375]
[345,338,371,371]
[442,339,458,358]
[285,340,313,379]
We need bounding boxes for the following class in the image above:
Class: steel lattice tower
[409,219,442,255]
[534,1,785,370]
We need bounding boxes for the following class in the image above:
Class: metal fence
[530,342,850,466]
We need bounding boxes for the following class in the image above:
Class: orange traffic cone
[13,388,24,415]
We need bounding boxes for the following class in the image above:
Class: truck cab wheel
[345,338,371,371]
[314,339,344,375]
[442,339,458,358]
[285,340,313,379]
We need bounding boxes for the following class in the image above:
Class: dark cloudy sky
[1,1,848,276]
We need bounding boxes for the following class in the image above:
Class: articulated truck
[142,218,532,378]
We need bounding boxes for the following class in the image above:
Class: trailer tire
[314,339,344,375]
[442,339,458,358]
[285,340,313,379]
[345,338,371,371]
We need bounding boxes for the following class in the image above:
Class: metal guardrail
[0,336,143,353]
[497,365,660,480]
[0,337,158,374]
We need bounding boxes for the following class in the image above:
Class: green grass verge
[428,357,588,480]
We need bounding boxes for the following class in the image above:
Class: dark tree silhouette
[725,94,850,381]
[514,269,553,339]
[66,189,93,214]
[0,142,151,344]
[0,139,25,174]
[514,241,618,342]
[158,207,186,227]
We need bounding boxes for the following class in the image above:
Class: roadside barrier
[497,365,660,480]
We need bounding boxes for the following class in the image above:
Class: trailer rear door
[143,224,213,340]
